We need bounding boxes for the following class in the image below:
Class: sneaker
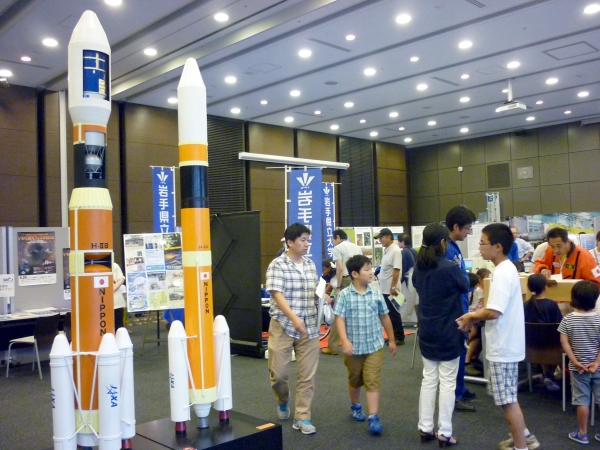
[568,431,589,444]
[395,339,406,346]
[277,402,290,420]
[465,363,483,377]
[321,348,339,355]
[594,433,600,442]
[454,400,475,412]
[368,414,383,436]
[293,419,316,435]
[498,432,541,449]
[544,377,560,392]
[462,389,477,400]
[351,403,366,421]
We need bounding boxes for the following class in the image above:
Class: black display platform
[136,410,282,450]
[43,434,169,450]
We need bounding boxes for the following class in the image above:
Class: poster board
[373,226,404,267]
[7,227,70,311]
[123,232,184,312]
[354,227,373,261]
[411,225,426,251]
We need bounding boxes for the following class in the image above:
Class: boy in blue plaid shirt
[334,254,396,435]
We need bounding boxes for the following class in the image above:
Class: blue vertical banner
[289,168,322,271]
[322,183,335,259]
[152,167,176,233]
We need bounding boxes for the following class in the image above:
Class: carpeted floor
[0,319,583,449]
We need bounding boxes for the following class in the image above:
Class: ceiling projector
[496,100,527,112]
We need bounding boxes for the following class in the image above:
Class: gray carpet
[0,321,580,449]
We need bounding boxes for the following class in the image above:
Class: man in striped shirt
[558,280,600,444]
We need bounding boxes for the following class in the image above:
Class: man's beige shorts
[344,348,383,392]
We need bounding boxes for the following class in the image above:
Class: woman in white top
[113,262,126,330]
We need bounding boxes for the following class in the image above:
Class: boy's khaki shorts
[344,348,383,392]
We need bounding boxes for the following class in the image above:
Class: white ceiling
[2,0,600,148]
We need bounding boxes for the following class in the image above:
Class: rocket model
[213,315,233,421]
[173,58,219,431]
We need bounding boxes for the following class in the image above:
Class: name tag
[552,262,560,267]
[565,264,575,270]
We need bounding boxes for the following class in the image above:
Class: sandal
[438,434,458,447]
[419,429,437,443]
[569,431,589,444]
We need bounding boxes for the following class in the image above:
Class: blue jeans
[455,351,467,400]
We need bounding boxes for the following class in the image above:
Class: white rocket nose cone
[50,334,71,356]
[168,320,187,338]
[213,315,229,333]
[178,58,204,88]
[70,10,109,47]
[115,327,133,349]
[98,332,119,354]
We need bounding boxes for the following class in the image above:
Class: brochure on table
[123,232,185,312]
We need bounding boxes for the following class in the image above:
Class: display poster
[354,227,373,261]
[373,226,404,267]
[322,183,335,259]
[62,248,71,300]
[486,192,501,223]
[0,274,15,297]
[467,223,488,259]
[123,232,184,312]
[508,212,600,242]
[411,226,426,251]
[289,168,323,271]
[17,231,57,286]
[152,167,176,233]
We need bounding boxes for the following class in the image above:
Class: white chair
[6,314,60,380]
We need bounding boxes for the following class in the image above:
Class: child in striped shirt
[558,280,600,445]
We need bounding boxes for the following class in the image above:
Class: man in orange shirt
[534,227,600,285]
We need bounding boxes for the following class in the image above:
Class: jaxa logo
[2,276,13,282]
[106,384,118,407]
[156,171,169,183]
[296,172,315,188]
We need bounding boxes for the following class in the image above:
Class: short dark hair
[445,205,476,231]
[332,229,347,240]
[346,254,371,279]
[476,268,491,280]
[322,259,332,268]
[399,233,412,246]
[377,228,393,239]
[481,223,514,255]
[284,223,311,244]
[547,227,568,243]
[571,280,599,311]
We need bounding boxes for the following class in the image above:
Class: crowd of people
[264,214,600,448]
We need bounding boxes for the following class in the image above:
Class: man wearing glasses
[444,205,477,412]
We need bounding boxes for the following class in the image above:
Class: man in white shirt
[511,228,534,263]
[377,228,404,345]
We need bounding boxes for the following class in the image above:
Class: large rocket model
[177,58,218,429]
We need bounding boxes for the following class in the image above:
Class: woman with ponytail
[412,223,470,447]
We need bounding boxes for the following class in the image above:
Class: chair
[524,322,566,411]
[6,314,60,380]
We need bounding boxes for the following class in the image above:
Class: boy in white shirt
[457,223,540,450]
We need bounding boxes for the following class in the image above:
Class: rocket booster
[178,58,217,429]
[213,315,233,421]
[67,10,114,447]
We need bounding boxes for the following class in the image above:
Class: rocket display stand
[135,411,282,450]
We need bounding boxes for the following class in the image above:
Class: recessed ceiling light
[461,74,469,79]
[20,56,31,62]
[460,97,470,103]
[214,12,229,22]
[344,102,354,108]
[167,97,178,104]
[395,14,412,24]
[290,90,301,97]
[536,100,544,105]
[546,77,558,85]
[231,108,241,114]
[417,83,428,91]
[42,38,58,47]
[314,110,321,115]
[104,0,122,5]
[565,110,572,114]
[502,89,509,93]
[260,100,268,105]
[507,61,520,69]
[346,34,355,41]
[389,111,399,118]
[460,127,469,133]
[458,40,473,49]
[526,116,535,121]
[360,119,366,123]
[398,127,405,131]
[370,131,378,137]
[224,76,236,84]
[404,137,412,143]
[144,48,157,56]
[284,116,294,123]
[428,120,437,126]
[364,68,376,76]
[578,91,590,97]
[584,4,600,14]
[330,125,339,130]
[298,49,312,58]
[0,69,13,77]
[410,56,419,62]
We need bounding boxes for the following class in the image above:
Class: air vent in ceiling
[543,42,599,60]
[431,76,460,87]
[308,38,351,52]
[465,0,486,7]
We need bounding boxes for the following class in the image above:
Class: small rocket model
[213,315,233,421]
[177,58,218,429]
